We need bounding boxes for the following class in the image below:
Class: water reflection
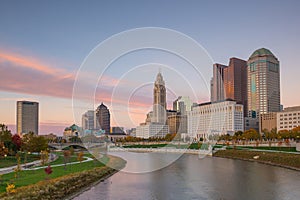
[73,153,300,200]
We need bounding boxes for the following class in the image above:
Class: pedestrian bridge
[48,142,106,150]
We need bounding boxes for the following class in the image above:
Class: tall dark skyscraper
[247,48,280,118]
[210,58,247,116]
[96,103,110,134]
[153,72,167,124]
[211,63,227,102]
[17,101,39,135]
[224,57,248,116]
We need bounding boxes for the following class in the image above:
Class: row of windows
[280,117,300,120]
[279,113,300,117]
[249,61,279,72]
[280,125,298,129]
[280,121,300,124]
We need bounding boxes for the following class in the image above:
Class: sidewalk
[0,153,58,175]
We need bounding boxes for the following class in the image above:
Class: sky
[1,0,300,135]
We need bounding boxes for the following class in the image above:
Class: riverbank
[0,155,126,200]
[213,149,300,171]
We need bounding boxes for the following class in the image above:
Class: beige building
[247,48,281,118]
[17,101,39,135]
[277,106,300,131]
[259,112,277,133]
[167,114,187,134]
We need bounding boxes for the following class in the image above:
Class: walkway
[0,153,58,175]
[25,156,93,170]
[0,154,97,174]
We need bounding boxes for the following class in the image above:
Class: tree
[44,165,53,180]
[0,124,12,150]
[243,129,260,141]
[262,129,270,141]
[40,150,49,165]
[21,132,48,153]
[278,130,289,140]
[77,152,84,163]
[63,150,71,170]
[0,142,8,157]
[69,146,74,155]
[12,134,22,151]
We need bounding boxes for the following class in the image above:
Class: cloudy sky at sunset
[1,1,300,135]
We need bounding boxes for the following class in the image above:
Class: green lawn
[214,149,300,169]
[45,153,87,166]
[0,153,40,168]
[123,143,223,150]
[0,154,109,193]
[226,145,297,152]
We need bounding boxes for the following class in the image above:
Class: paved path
[25,156,93,170]
[0,153,60,175]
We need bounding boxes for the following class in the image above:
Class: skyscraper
[211,58,248,116]
[153,72,167,124]
[136,72,169,138]
[96,103,110,134]
[247,48,281,118]
[224,57,248,116]
[82,110,98,130]
[211,63,227,102]
[16,101,39,135]
[173,96,192,114]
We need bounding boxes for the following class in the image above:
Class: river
[73,152,300,200]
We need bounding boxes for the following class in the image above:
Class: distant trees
[0,124,20,155]
[21,132,48,153]
[0,142,8,157]
[218,126,300,142]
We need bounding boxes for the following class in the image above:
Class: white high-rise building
[136,72,169,138]
[17,101,39,135]
[152,72,167,124]
[187,100,244,139]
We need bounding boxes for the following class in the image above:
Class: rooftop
[249,48,275,59]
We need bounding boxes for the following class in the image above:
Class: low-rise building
[188,100,244,140]
[167,113,187,134]
[136,123,169,139]
[259,112,277,133]
[277,106,300,131]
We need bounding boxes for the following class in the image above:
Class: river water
[73,152,300,200]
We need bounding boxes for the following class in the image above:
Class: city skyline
[1,1,300,134]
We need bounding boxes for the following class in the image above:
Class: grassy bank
[225,145,297,152]
[0,155,126,199]
[123,143,223,149]
[0,153,40,168]
[214,149,300,170]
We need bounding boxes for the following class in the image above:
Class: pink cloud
[0,50,163,127]
[0,50,67,76]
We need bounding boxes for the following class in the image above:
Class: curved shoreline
[65,167,121,200]
[65,155,127,200]
[0,155,126,200]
